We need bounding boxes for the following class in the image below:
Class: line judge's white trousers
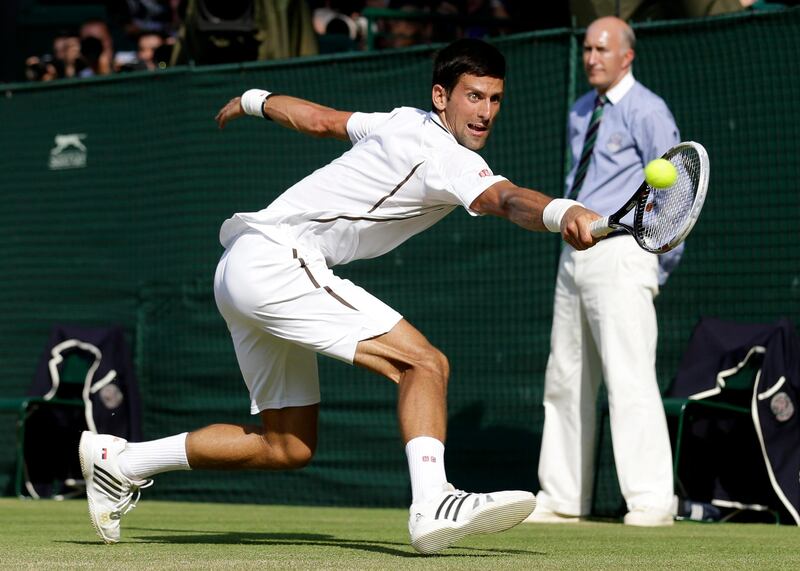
[536,235,673,515]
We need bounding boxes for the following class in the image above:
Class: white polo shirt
[219,106,507,267]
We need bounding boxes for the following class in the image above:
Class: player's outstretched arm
[470,180,600,250]
[215,89,353,141]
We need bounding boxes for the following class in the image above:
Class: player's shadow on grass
[118,528,543,558]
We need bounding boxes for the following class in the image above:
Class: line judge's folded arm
[215,93,353,141]
[470,179,600,251]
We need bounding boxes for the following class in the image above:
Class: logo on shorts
[49,133,87,170]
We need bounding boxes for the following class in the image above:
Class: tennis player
[79,38,600,553]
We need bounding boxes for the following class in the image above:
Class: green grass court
[2,498,797,570]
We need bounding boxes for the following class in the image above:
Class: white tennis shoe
[408,483,536,554]
[624,507,674,527]
[524,505,585,523]
[78,431,153,544]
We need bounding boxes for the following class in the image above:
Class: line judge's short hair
[432,39,506,95]
[622,25,636,51]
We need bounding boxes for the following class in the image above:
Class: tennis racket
[589,141,709,253]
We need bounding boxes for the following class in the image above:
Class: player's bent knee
[284,444,315,469]
[257,404,318,469]
[433,349,450,382]
[412,346,450,385]
[268,438,316,470]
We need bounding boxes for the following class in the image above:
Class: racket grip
[590,216,612,238]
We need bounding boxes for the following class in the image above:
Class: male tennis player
[79,38,600,553]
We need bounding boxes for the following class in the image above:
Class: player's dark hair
[432,39,506,95]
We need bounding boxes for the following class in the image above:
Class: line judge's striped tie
[567,94,607,200]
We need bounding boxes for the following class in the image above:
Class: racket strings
[636,149,701,251]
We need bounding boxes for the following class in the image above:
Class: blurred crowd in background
[17,0,796,83]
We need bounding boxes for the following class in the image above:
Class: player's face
[433,74,504,151]
[583,21,633,93]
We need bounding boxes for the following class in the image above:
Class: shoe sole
[78,431,117,545]
[412,494,536,554]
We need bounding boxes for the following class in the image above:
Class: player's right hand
[561,205,601,250]
[215,97,245,129]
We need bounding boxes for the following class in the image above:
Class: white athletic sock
[117,432,191,480]
[405,436,448,505]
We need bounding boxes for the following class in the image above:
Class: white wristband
[241,89,271,118]
[542,198,583,233]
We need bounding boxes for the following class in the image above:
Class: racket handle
[590,216,612,238]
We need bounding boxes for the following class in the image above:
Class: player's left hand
[215,97,245,129]
[561,205,601,250]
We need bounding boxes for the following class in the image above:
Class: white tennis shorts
[213,229,402,414]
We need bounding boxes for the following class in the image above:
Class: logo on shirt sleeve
[478,168,493,178]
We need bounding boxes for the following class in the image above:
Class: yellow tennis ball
[644,158,678,188]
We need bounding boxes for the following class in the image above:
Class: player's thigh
[215,230,402,365]
[225,317,321,414]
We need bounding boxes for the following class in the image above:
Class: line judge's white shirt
[219,107,507,267]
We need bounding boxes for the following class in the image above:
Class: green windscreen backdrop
[1,8,798,515]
